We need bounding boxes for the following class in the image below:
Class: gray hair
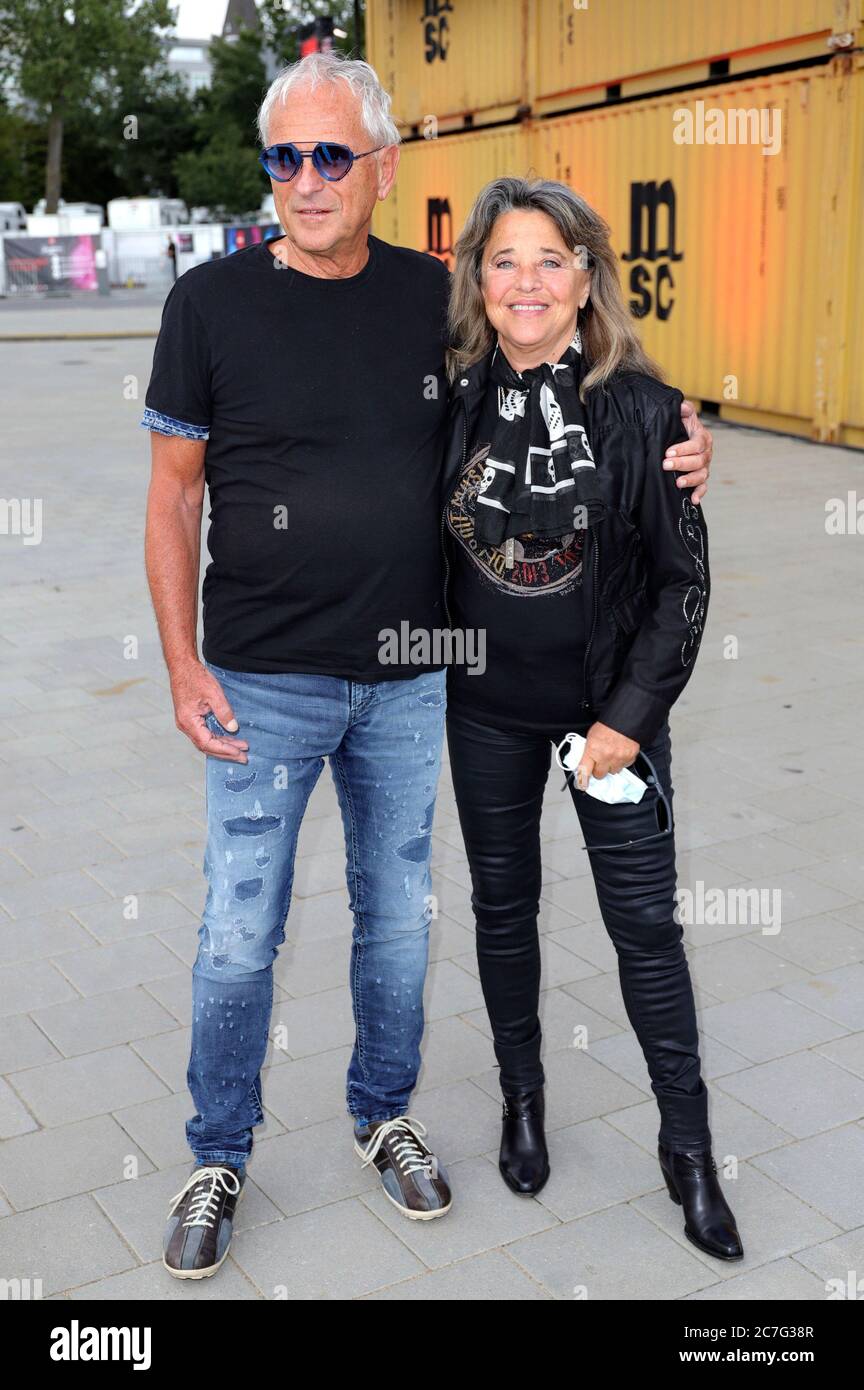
[257,51,402,149]
[447,175,663,395]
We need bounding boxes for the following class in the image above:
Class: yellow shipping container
[367,0,529,132]
[367,0,862,131]
[530,0,859,115]
[373,59,864,446]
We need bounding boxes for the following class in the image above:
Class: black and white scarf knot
[474,328,607,546]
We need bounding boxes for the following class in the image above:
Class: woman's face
[481,209,591,369]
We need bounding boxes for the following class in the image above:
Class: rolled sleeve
[139,407,210,440]
[142,276,212,438]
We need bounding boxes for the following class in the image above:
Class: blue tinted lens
[265,145,300,179]
[314,143,353,179]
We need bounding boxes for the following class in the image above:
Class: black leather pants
[446,708,711,1151]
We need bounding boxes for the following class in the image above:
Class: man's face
[265,80,399,262]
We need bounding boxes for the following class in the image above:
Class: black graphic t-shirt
[446,385,587,733]
[143,235,450,680]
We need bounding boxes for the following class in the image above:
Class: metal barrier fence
[3,261,46,296]
[109,254,174,290]
[6,250,89,296]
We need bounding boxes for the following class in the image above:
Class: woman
[441,176,742,1260]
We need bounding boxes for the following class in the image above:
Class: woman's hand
[574,721,640,788]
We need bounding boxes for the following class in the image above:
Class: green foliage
[173,27,270,218]
[200,31,268,142]
[0,97,45,205]
[110,71,199,200]
[0,0,176,206]
[175,133,266,218]
[0,0,174,110]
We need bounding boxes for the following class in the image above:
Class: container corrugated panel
[838,60,864,442]
[368,0,528,130]
[372,61,864,443]
[532,0,849,108]
[367,1,859,130]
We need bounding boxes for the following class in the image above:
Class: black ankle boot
[499,1087,550,1195]
[658,1143,743,1260]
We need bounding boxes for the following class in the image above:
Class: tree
[173,27,269,219]
[0,0,173,211]
[201,29,269,144]
[175,133,264,218]
[109,70,198,200]
[0,95,44,207]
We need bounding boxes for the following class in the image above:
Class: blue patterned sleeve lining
[140,407,210,441]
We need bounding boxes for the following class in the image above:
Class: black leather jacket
[439,347,710,746]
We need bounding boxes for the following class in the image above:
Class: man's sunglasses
[258,141,384,183]
[558,746,674,854]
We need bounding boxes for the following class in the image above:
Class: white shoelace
[358,1116,433,1177]
[168,1165,241,1229]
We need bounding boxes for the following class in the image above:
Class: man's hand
[662,400,712,505]
[170,660,249,764]
[574,721,639,787]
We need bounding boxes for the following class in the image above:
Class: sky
[171,0,233,39]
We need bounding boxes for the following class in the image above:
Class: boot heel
[661,1165,681,1204]
[499,1087,550,1195]
[657,1145,744,1260]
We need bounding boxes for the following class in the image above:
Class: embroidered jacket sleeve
[140,277,212,441]
[596,388,710,745]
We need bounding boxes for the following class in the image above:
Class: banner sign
[3,234,101,294]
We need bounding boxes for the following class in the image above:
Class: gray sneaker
[162,1164,244,1279]
[355,1116,451,1220]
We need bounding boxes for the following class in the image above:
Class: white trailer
[106,197,189,231]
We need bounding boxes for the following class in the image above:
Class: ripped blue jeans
[186,663,447,1171]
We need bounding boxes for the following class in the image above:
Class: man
[143,51,713,1280]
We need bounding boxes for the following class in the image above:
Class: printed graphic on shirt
[447,440,584,597]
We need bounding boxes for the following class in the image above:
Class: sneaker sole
[354,1140,452,1220]
[162,1182,245,1279]
[162,1248,230,1280]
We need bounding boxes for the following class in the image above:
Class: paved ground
[1,322,864,1302]
[0,290,163,339]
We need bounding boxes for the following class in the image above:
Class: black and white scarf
[474,328,606,547]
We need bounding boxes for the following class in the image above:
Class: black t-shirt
[143,235,450,679]
[445,386,587,733]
